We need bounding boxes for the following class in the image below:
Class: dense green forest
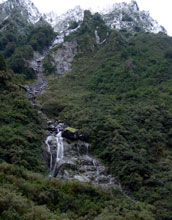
[1,5,172,220]
[0,54,153,219]
[40,12,172,220]
[0,16,55,79]
[0,56,45,171]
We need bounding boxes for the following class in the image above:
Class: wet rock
[97,175,110,184]
[79,166,97,172]
[47,124,57,132]
[74,175,90,183]
[59,159,77,170]
[47,120,54,125]
[80,156,95,166]
[78,134,89,142]
[97,166,106,175]
[49,40,77,75]
[44,122,118,188]
[62,127,79,140]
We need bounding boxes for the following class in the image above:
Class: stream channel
[26,43,136,202]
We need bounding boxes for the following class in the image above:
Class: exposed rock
[101,1,167,34]
[44,6,84,33]
[0,0,42,25]
[48,40,77,75]
[62,127,78,140]
[74,175,90,183]
[44,121,117,187]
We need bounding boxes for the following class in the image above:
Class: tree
[0,54,7,71]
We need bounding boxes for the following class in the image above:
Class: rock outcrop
[47,40,77,75]
[101,1,166,34]
[43,120,117,186]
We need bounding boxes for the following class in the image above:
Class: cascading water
[45,136,53,171]
[26,40,136,203]
[44,120,118,187]
[55,132,64,162]
[45,129,64,177]
[52,131,64,177]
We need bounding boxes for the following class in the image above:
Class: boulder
[62,127,79,140]
[74,175,90,183]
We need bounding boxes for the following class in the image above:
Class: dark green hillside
[0,15,55,79]
[0,57,45,171]
[0,163,154,220]
[0,50,154,219]
[0,55,154,219]
[0,3,172,219]
[39,12,172,220]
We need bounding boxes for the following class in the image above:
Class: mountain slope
[44,6,84,33]
[0,1,172,220]
[0,0,41,24]
[101,0,166,33]
[39,11,172,220]
[0,0,56,79]
[0,0,167,36]
[43,0,166,35]
[0,57,45,171]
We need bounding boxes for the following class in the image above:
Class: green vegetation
[0,35,154,220]
[39,12,172,220]
[65,127,77,133]
[1,8,172,220]
[0,16,56,79]
[28,25,55,53]
[43,54,56,76]
[0,59,45,171]
[0,53,6,71]
[0,162,154,220]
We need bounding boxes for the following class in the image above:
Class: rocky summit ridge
[0,0,41,23]
[0,0,167,35]
[101,0,166,33]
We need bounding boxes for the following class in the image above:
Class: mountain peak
[130,0,139,11]
[101,1,166,34]
[0,0,7,3]
[0,0,41,24]
[0,0,167,35]
[44,5,84,32]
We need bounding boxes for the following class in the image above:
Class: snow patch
[0,0,7,4]
[101,1,166,34]
[0,0,167,35]
[44,5,84,32]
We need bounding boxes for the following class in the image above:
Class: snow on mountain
[44,6,84,33]
[101,0,166,34]
[43,0,166,34]
[0,0,167,35]
[20,0,42,23]
[0,0,41,24]
[0,0,7,4]
[43,11,59,27]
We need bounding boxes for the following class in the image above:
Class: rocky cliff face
[44,6,84,33]
[43,0,166,35]
[0,0,41,24]
[45,40,78,75]
[0,0,167,35]
[101,0,166,33]
[44,120,116,186]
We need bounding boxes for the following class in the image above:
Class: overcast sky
[32,0,172,36]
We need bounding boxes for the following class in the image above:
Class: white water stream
[45,130,64,177]
[26,36,136,203]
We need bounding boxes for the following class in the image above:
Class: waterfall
[45,131,64,177]
[26,37,136,204]
[52,131,64,177]
[55,131,64,162]
[45,136,53,171]
[86,143,89,155]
